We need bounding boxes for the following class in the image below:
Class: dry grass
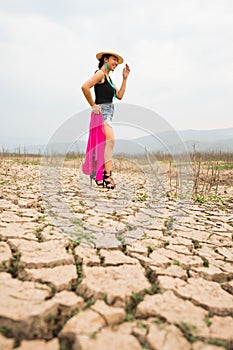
[1,149,232,202]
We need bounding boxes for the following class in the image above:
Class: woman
[81,49,130,189]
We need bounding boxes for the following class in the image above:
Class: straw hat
[96,49,124,64]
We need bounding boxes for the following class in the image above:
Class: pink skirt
[82,112,105,181]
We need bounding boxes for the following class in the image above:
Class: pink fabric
[82,112,105,181]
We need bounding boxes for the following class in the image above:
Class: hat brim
[96,51,124,64]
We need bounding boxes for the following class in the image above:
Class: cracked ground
[0,156,233,350]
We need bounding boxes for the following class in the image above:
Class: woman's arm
[116,64,130,100]
[81,70,104,110]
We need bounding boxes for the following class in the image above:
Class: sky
[0,0,233,149]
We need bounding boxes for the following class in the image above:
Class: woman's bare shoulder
[94,69,104,77]
[82,70,104,88]
[94,69,105,83]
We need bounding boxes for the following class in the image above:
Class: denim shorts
[99,103,114,127]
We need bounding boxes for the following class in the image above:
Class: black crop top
[94,74,116,104]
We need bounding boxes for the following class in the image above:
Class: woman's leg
[104,123,115,173]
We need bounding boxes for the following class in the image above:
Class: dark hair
[98,54,110,69]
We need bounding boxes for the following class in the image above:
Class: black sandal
[103,170,115,189]
[90,172,104,187]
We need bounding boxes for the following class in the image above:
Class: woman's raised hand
[123,64,130,79]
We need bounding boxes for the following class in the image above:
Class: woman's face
[105,55,119,71]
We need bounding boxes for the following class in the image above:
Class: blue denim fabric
[99,103,114,127]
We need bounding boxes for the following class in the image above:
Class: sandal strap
[103,170,115,188]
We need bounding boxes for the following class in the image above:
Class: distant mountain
[114,127,233,154]
[4,127,233,155]
[177,127,233,142]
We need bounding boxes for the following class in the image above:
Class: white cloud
[0,13,86,95]
[0,0,233,148]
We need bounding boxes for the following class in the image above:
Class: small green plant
[71,240,81,248]
[193,194,225,206]
[44,313,56,322]
[69,230,93,246]
[134,193,148,202]
[47,282,56,295]
[142,233,149,239]
[47,222,55,227]
[0,326,10,335]
[71,218,85,227]
[147,245,156,255]
[102,294,108,304]
[145,268,156,283]
[125,311,135,322]
[8,251,22,277]
[125,293,144,322]
[116,233,126,252]
[0,260,7,271]
[145,269,161,295]
[204,316,212,327]
[203,260,209,268]
[153,317,166,329]
[125,312,135,322]
[136,321,147,329]
[179,321,198,343]
[85,298,95,308]
[38,215,47,222]
[14,339,20,348]
[193,195,206,204]
[131,292,144,305]
[0,180,10,185]
[207,233,214,240]
[219,164,233,170]
[76,261,82,275]
[60,340,72,350]
[32,226,43,242]
[90,331,97,339]
[192,239,202,249]
[75,260,83,286]
[96,248,105,265]
[164,216,175,235]
[205,339,228,348]
[146,283,161,295]
[77,291,85,299]
[173,260,180,266]
[22,160,40,165]
[208,195,225,205]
